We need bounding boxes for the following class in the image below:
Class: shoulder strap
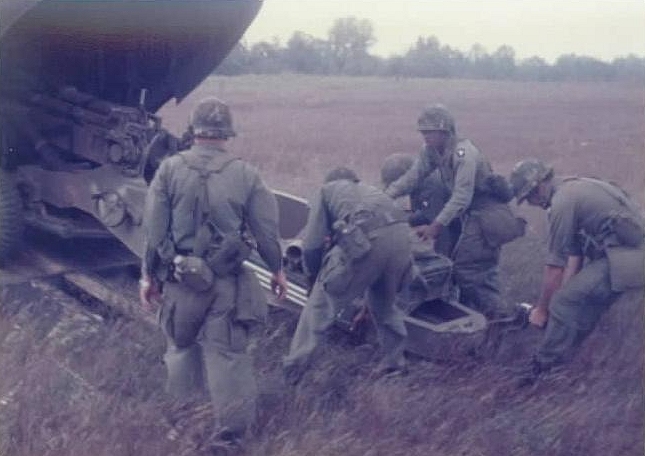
[178,152,242,255]
[576,177,642,222]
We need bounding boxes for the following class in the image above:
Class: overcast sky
[242,0,645,63]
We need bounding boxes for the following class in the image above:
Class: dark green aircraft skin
[0,0,262,111]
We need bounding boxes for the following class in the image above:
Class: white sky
[242,0,645,63]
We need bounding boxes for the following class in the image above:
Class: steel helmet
[324,167,359,183]
[417,104,456,135]
[381,153,414,187]
[509,159,554,204]
[190,97,236,139]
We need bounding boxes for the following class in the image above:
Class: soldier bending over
[283,167,412,384]
[509,159,644,386]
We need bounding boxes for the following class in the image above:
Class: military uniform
[385,139,514,316]
[535,177,644,367]
[142,100,282,438]
[284,175,412,378]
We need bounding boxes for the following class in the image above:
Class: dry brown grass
[1,75,644,455]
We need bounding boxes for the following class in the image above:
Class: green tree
[284,31,331,74]
[327,17,376,74]
[248,38,283,74]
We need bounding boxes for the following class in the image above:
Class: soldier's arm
[385,156,427,199]
[530,264,565,327]
[562,255,583,285]
[302,187,330,280]
[141,161,172,277]
[245,172,282,273]
[434,149,476,226]
[530,198,577,326]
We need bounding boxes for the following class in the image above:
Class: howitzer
[0,0,263,262]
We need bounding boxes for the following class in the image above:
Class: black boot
[515,359,545,388]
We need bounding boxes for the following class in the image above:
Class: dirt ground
[1,75,644,455]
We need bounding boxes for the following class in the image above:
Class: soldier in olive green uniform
[283,167,412,384]
[384,105,523,317]
[139,98,287,442]
[381,153,459,257]
[509,159,644,386]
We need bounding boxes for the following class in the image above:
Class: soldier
[283,167,412,385]
[381,152,459,257]
[509,159,644,386]
[139,97,287,444]
[384,105,524,317]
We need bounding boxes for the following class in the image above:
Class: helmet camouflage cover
[381,153,414,187]
[509,159,554,204]
[190,97,236,139]
[417,104,456,135]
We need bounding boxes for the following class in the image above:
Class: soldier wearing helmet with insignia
[139,97,287,445]
[384,104,524,318]
[509,159,644,386]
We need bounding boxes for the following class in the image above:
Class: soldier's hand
[271,270,288,301]
[139,276,161,313]
[415,221,443,241]
[528,305,548,328]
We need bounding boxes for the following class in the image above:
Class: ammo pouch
[172,255,215,292]
[332,220,372,260]
[474,202,526,248]
[204,232,253,276]
[611,211,644,248]
[605,246,645,291]
[319,247,353,296]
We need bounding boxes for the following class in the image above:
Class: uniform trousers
[451,211,504,317]
[536,257,621,367]
[160,270,263,437]
[284,222,411,372]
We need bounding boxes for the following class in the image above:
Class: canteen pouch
[205,232,253,276]
[172,255,215,292]
[475,203,526,248]
[605,246,645,292]
[611,211,644,248]
[333,221,372,260]
[319,248,353,296]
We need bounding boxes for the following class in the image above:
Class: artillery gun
[0,0,262,259]
[0,0,524,361]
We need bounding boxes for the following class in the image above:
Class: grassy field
[2,75,644,456]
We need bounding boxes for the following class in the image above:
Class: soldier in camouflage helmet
[283,167,413,384]
[140,97,287,444]
[509,158,644,386]
[189,96,237,139]
[384,104,525,317]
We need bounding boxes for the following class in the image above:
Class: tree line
[216,17,645,83]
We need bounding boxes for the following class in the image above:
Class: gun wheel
[0,169,24,265]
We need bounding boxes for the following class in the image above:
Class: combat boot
[514,359,545,388]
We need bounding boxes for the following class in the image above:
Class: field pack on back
[170,151,253,292]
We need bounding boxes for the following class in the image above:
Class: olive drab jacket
[142,143,283,277]
[384,139,495,226]
[302,178,407,278]
[547,176,644,291]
